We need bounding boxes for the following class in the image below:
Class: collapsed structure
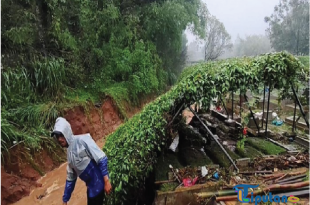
[103,52,309,204]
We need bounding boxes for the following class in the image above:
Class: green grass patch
[179,146,214,167]
[246,137,286,155]
[205,142,240,168]
[102,83,130,120]
[236,145,263,158]
[65,83,131,120]
[65,87,100,103]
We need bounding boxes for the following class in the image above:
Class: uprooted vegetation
[103,52,308,204]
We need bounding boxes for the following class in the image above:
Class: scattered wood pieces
[253,153,309,170]
[274,173,288,182]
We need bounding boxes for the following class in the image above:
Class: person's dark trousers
[87,189,105,205]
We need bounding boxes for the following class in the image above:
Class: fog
[187,0,279,43]
[186,0,279,62]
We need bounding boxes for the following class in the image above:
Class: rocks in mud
[178,124,208,147]
[199,114,219,124]
[177,122,214,166]
[217,123,230,133]
[224,119,236,127]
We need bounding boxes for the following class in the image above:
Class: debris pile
[195,168,309,202]
[252,153,309,170]
[165,165,226,189]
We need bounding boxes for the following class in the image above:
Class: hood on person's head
[51,117,74,146]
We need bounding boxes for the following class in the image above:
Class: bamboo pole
[277,174,307,183]
[278,179,304,185]
[261,169,307,178]
[239,170,272,175]
[195,190,237,198]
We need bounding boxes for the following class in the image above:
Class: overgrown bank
[1,1,207,203]
[2,0,208,159]
[1,97,124,205]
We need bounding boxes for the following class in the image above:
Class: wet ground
[11,140,105,205]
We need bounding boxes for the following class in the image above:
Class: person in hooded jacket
[51,117,112,205]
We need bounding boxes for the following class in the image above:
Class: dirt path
[11,140,106,205]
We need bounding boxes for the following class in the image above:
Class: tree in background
[233,34,273,57]
[144,0,206,84]
[265,0,309,55]
[203,15,232,61]
[176,33,188,73]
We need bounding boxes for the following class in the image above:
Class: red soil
[1,97,122,205]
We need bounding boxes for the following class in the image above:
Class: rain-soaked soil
[3,98,122,205]
[3,95,158,205]
[11,139,106,205]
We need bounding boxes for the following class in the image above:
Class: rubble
[252,153,309,170]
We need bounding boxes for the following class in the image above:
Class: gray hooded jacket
[52,117,106,181]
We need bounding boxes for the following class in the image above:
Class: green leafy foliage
[236,135,246,150]
[2,0,204,157]
[103,51,304,204]
[297,56,309,69]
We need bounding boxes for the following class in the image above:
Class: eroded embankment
[2,97,122,205]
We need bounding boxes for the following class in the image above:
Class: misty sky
[186,0,280,44]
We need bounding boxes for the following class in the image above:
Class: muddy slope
[2,98,122,205]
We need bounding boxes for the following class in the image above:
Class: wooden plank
[155,180,176,185]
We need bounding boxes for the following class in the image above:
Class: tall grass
[1,67,34,107]
[1,116,19,156]
[31,58,66,98]
[1,101,60,159]
[12,102,59,128]
[1,57,66,158]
